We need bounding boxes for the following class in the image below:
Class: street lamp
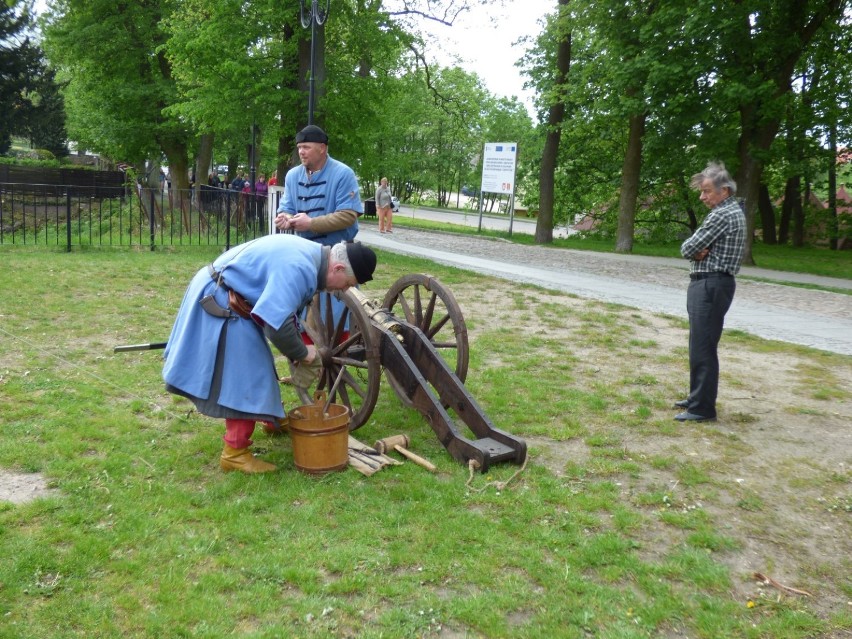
[300,0,329,126]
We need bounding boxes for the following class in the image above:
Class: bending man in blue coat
[163,235,377,474]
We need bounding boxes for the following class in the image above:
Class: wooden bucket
[288,391,350,475]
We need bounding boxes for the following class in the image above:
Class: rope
[465,454,528,493]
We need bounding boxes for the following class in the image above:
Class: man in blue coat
[274,125,363,341]
[163,235,377,473]
[274,124,363,242]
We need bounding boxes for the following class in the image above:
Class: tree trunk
[536,0,570,245]
[247,125,262,187]
[615,109,645,253]
[144,159,161,190]
[158,136,191,230]
[195,133,215,199]
[828,122,838,250]
[735,105,781,265]
[277,136,292,180]
[757,183,777,244]
[779,176,797,245]
[794,178,806,247]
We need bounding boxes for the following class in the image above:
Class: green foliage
[0,154,61,168]
[1,2,67,157]
[42,0,191,168]
[28,0,852,251]
[519,0,851,246]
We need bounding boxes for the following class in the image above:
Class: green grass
[0,246,849,638]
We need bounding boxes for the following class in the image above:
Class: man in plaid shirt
[675,162,746,422]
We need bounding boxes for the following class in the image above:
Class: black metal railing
[0,183,280,251]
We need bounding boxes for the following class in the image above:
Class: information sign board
[480,143,518,195]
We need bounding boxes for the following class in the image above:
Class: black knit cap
[295,125,329,144]
[345,242,377,284]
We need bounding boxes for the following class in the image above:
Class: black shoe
[674,411,716,422]
[674,399,689,408]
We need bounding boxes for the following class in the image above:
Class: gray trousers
[686,274,736,418]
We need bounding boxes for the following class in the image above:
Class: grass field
[0,244,850,638]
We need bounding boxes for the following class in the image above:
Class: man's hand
[287,213,313,232]
[302,344,317,364]
[274,213,293,231]
[290,348,322,389]
[694,248,710,261]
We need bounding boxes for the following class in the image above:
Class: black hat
[345,242,377,284]
[295,125,329,144]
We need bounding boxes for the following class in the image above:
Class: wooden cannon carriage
[295,274,527,473]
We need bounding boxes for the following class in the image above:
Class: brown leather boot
[220,445,277,473]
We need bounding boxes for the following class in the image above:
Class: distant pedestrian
[375,177,393,233]
[675,161,746,422]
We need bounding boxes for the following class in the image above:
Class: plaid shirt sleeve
[680,197,746,275]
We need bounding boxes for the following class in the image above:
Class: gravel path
[359,226,852,355]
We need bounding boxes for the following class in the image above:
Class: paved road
[357,220,852,356]
[392,204,576,238]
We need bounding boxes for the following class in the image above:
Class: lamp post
[300,0,329,125]
[250,120,256,194]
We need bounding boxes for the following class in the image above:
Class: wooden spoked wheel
[381,274,469,407]
[295,289,381,430]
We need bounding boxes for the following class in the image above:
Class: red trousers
[223,419,255,449]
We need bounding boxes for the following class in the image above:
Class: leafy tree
[37,0,536,221]
[24,60,68,157]
[164,0,304,183]
[525,0,568,244]
[709,0,848,263]
[43,0,194,195]
[0,1,35,154]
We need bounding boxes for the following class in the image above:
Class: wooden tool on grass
[374,434,437,473]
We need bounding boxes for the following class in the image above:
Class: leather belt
[690,272,733,280]
[205,264,253,320]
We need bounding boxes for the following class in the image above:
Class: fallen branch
[753,572,813,597]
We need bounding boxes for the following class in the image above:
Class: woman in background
[375,177,393,233]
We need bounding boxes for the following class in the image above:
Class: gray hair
[690,161,737,196]
[330,242,356,279]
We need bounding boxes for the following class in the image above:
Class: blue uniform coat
[277,155,363,246]
[162,235,323,419]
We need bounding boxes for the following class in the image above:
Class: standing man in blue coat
[162,235,377,474]
[274,124,364,341]
[274,124,362,243]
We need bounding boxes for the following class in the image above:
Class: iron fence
[0,183,283,251]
